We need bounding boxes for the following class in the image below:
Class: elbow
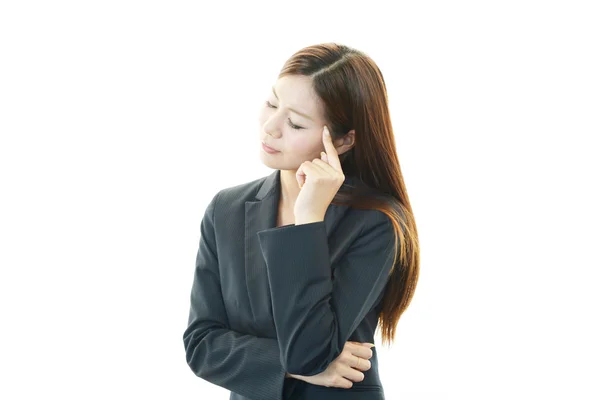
[183,322,209,354]
[182,329,206,375]
[182,322,220,377]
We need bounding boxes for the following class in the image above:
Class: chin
[259,151,278,167]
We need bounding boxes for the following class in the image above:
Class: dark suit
[183,169,396,399]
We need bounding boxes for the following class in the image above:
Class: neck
[279,169,301,208]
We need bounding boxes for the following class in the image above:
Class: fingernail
[324,126,330,136]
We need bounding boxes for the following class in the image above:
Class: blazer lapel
[244,169,280,332]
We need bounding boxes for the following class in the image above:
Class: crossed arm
[183,192,396,397]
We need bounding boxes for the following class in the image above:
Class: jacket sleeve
[256,210,396,376]
[183,191,294,400]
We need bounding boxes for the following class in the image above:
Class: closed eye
[265,101,305,130]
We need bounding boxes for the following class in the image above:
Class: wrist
[294,214,325,225]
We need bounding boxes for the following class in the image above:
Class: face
[257,75,331,170]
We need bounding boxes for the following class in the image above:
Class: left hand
[294,125,346,222]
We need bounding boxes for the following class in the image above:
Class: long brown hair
[277,42,420,347]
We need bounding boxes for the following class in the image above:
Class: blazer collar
[254,168,281,201]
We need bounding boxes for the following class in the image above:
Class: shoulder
[207,174,270,214]
[340,196,404,246]
[357,208,393,237]
[219,175,266,202]
[346,194,399,227]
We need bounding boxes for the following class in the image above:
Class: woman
[183,42,420,400]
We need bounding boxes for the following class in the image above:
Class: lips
[262,142,278,152]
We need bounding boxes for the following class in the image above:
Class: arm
[256,211,396,376]
[183,192,295,400]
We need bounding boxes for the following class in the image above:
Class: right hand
[290,341,375,389]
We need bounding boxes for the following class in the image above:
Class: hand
[287,341,375,389]
[294,125,345,224]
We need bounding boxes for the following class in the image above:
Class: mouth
[262,142,279,152]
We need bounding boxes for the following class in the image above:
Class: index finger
[322,125,342,171]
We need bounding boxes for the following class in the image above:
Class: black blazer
[183,169,397,400]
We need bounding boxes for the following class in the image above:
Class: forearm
[257,214,395,376]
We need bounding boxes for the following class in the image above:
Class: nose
[261,111,285,138]
[262,124,281,140]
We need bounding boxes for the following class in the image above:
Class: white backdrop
[1,1,598,399]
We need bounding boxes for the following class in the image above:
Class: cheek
[289,134,322,156]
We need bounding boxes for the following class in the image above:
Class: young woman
[183,42,420,400]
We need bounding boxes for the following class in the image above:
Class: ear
[335,129,355,155]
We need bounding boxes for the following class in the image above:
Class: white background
[1,1,599,399]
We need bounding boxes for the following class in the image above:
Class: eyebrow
[271,85,314,122]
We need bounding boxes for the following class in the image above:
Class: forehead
[275,75,314,96]
[273,75,324,119]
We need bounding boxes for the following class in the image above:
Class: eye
[265,101,304,130]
